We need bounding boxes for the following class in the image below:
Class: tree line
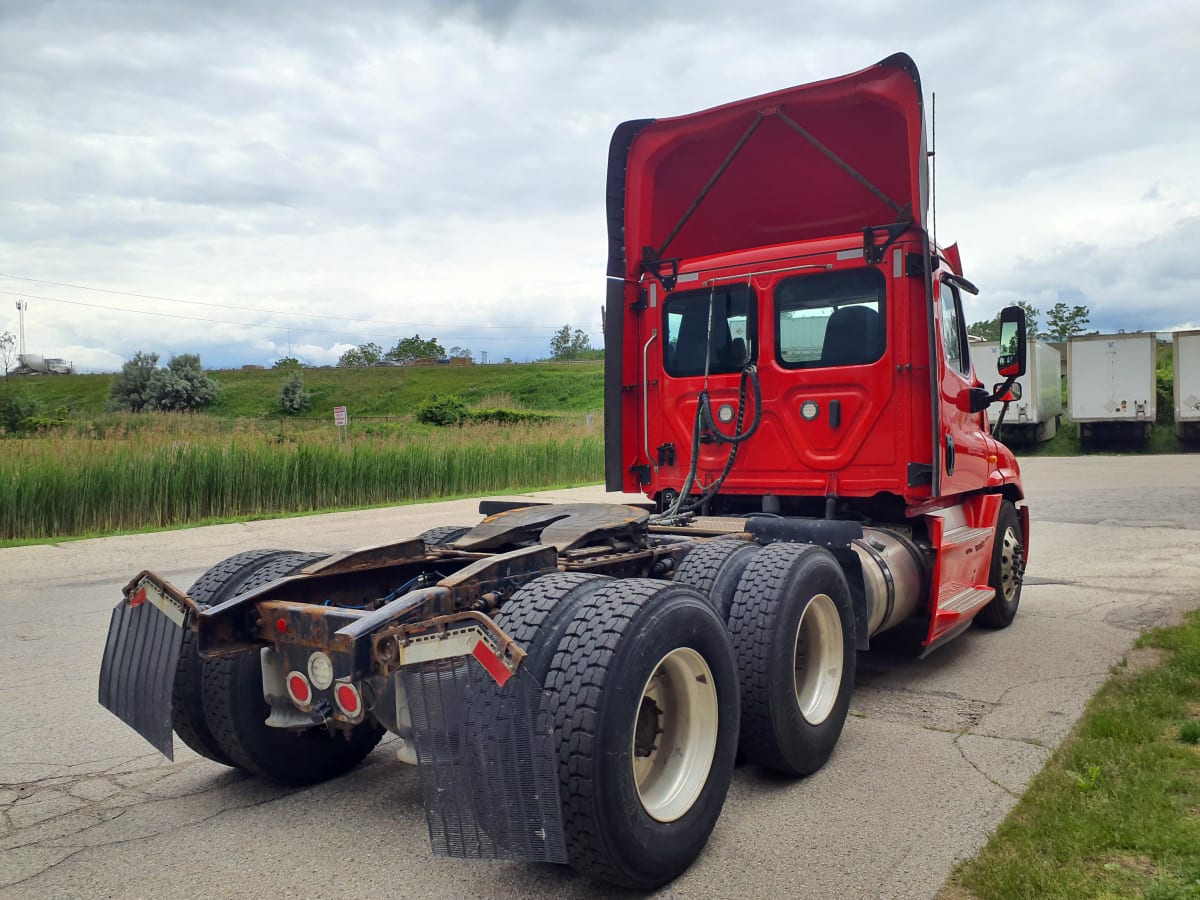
[334,325,600,368]
[969,301,1093,342]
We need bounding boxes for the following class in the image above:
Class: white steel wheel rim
[793,593,843,725]
[631,647,719,823]
[999,526,1021,603]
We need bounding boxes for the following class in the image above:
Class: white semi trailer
[971,338,1062,441]
[1067,332,1156,446]
[1175,329,1200,443]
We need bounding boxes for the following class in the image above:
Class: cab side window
[939,281,970,377]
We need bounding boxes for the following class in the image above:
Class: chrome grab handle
[642,328,658,470]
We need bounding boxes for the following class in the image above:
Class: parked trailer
[1176,329,1200,444]
[98,54,1030,891]
[1067,332,1156,446]
[970,338,1062,441]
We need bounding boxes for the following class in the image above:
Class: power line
[0,290,559,343]
[0,272,560,331]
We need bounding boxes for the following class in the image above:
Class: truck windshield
[663,285,757,377]
[775,268,886,368]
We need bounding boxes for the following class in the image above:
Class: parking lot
[2,455,1199,898]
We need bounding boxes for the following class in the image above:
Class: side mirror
[996,306,1027,378]
[992,381,1022,403]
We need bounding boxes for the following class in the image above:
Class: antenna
[930,92,937,254]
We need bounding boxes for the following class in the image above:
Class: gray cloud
[1,1,1197,370]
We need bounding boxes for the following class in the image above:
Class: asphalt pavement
[2,456,1199,898]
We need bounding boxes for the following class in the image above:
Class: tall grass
[0,417,603,541]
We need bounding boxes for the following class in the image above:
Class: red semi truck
[100,53,1028,890]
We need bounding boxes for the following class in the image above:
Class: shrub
[1156,368,1173,425]
[277,371,312,415]
[469,408,551,425]
[108,352,219,413]
[0,389,43,434]
[417,393,468,426]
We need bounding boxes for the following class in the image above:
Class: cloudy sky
[1,0,1197,372]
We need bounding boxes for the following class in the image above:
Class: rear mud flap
[98,599,184,759]
[402,660,566,864]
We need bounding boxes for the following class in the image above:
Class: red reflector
[472,639,512,687]
[129,587,147,608]
[287,672,311,706]
[335,683,361,717]
[276,617,288,633]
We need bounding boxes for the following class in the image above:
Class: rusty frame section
[372,609,527,678]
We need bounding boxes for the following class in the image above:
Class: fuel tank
[852,527,927,636]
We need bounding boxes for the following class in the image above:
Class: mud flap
[98,598,185,759]
[402,660,566,864]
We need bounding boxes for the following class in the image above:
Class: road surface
[2,456,1198,898]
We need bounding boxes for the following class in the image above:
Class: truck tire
[199,551,385,785]
[727,543,855,776]
[174,549,302,765]
[975,501,1025,629]
[417,525,470,549]
[672,539,761,621]
[493,573,611,680]
[544,579,739,890]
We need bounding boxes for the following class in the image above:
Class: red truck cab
[604,53,1027,648]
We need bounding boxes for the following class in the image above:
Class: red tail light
[334,683,361,718]
[286,671,312,707]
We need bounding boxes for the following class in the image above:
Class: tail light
[286,671,312,707]
[334,683,362,719]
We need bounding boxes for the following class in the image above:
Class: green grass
[0,417,603,541]
[949,610,1200,899]
[2,361,604,419]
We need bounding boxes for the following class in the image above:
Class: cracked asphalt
[2,456,1199,898]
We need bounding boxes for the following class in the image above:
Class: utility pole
[15,299,27,356]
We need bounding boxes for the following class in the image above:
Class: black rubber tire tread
[201,551,385,784]
[418,525,470,549]
[672,539,762,621]
[493,572,611,680]
[727,542,856,776]
[975,501,1024,629]
[544,579,739,890]
[174,549,296,765]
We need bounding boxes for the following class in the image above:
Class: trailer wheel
[727,543,855,776]
[199,551,385,785]
[174,549,304,765]
[545,579,739,890]
[672,539,761,621]
[975,501,1025,629]
[417,525,470,549]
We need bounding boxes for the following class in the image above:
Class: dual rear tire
[173,550,384,785]
[501,574,740,890]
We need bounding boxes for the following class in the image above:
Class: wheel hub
[792,593,843,726]
[998,526,1024,604]
[631,647,719,823]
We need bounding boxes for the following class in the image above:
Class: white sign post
[333,405,348,442]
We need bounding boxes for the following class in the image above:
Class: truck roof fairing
[615,52,928,275]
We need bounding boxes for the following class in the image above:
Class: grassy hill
[3,361,605,419]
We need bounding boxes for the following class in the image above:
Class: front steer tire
[727,542,856,776]
[975,500,1025,629]
[544,579,740,890]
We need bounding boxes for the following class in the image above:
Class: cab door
[936,280,990,496]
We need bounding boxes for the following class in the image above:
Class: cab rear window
[663,285,757,377]
[775,269,886,368]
